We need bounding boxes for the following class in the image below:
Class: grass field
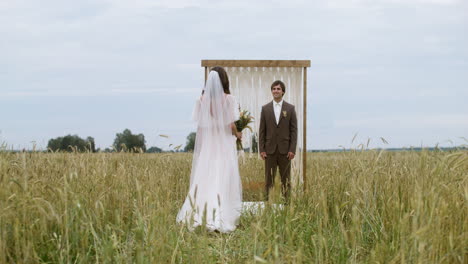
[0,149,466,263]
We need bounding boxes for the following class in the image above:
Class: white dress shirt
[273,100,283,125]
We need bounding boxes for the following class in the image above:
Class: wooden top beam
[201,60,311,68]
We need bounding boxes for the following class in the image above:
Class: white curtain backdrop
[223,67,304,187]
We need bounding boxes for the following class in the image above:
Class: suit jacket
[259,100,298,155]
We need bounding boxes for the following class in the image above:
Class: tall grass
[0,149,466,263]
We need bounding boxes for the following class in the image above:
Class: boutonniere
[282,111,287,118]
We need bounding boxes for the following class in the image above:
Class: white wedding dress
[176,71,242,233]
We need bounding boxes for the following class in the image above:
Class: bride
[176,66,243,233]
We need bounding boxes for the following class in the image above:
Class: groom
[259,80,298,202]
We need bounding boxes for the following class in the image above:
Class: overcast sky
[1,0,467,150]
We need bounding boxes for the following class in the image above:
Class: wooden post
[205,67,209,82]
[303,67,307,191]
[202,60,310,68]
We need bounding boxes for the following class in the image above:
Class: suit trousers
[265,147,291,201]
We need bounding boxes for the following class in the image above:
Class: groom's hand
[287,152,295,160]
[260,152,267,160]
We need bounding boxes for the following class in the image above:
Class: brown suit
[259,100,298,201]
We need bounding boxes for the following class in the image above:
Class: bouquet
[235,109,254,150]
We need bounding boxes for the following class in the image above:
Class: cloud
[176,63,201,70]
[0,88,198,97]
[324,0,463,9]
[0,0,466,150]
[334,114,468,128]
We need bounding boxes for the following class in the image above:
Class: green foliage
[235,110,254,133]
[184,132,196,152]
[113,129,146,152]
[47,134,96,152]
[86,137,95,152]
[147,146,163,153]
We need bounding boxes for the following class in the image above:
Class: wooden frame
[202,60,310,68]
[202,60,310,190]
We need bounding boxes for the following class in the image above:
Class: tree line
[46,129,196,153]
[47,129,258,153]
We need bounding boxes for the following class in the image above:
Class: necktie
[276,104,280,124]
